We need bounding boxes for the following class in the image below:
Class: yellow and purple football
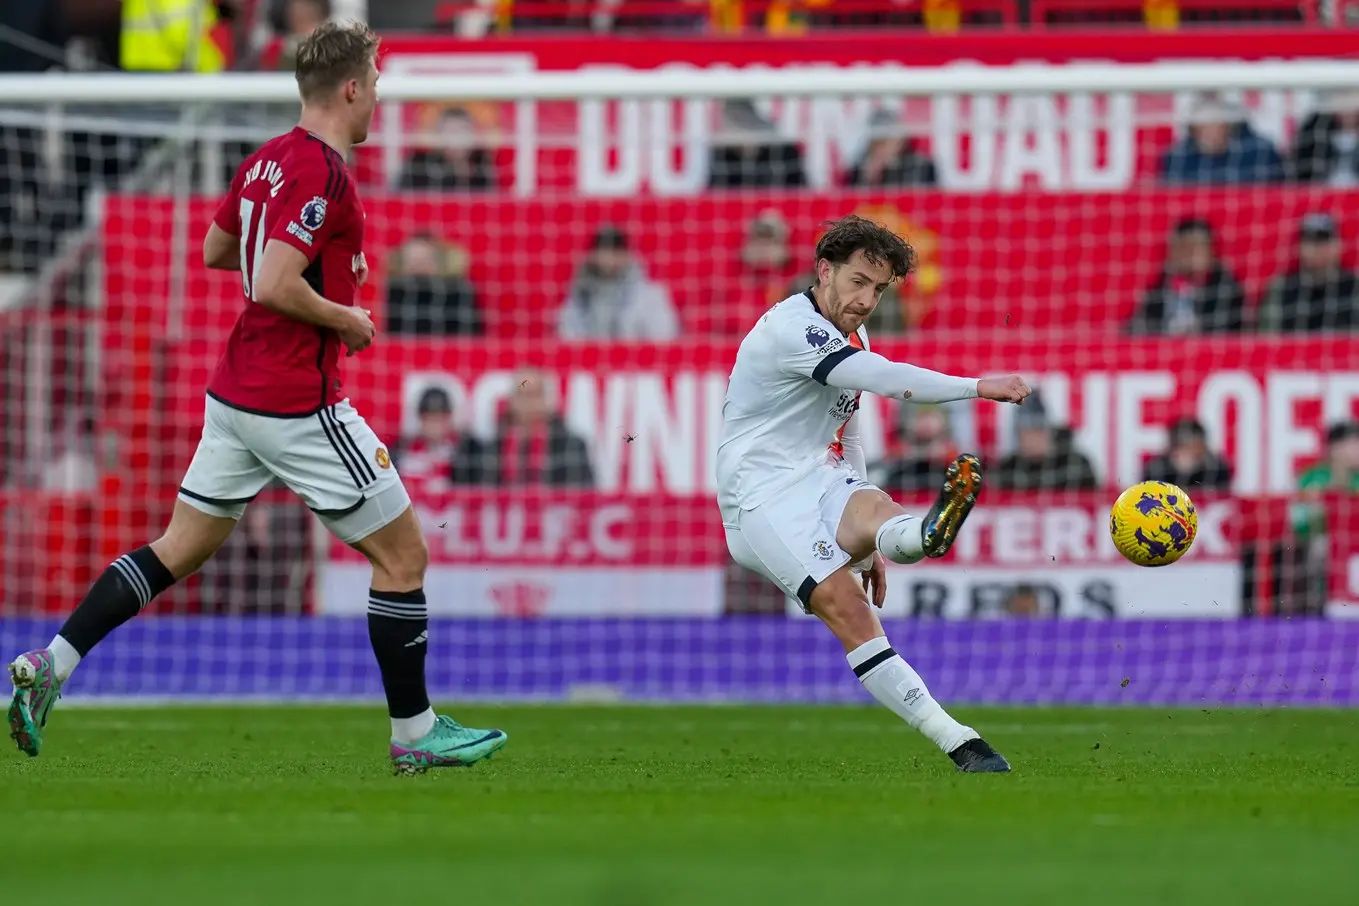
[1109,480,1198,567]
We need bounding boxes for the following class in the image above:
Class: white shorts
[723,459,875,612]
[178,395,410,544]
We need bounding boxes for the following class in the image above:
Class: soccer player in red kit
[7,21,507,772]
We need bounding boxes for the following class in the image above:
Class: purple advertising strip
[1,618,1355,705]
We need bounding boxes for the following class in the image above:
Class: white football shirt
[716,290,868,520]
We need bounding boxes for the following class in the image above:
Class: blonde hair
[294,21,380,103]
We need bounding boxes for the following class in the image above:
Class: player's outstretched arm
[820,349,973,403]
[255,240,375,354]
[822,352,1030,405]
[203,223,239,271]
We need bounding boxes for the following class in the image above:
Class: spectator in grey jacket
[557,225,680,340]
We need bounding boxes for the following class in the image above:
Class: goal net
[2,40,1358,706]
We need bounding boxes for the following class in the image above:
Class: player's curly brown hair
[813,215,917,279]
[295,21,381,103]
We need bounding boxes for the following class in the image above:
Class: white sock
[391,707,436,744]
[847,637,978,754]
[876,514,925,564]
[48,635,82,683]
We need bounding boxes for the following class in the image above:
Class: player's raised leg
[827,468,1011,773]
[8,500,239,756]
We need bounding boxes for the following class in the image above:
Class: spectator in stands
[482,370,595,488]
[1159,94,1285,185]
[1288,420,1359,610]
[992,393,1099,491]
[1289,91,1359,186]
[1143,417,1233,492]
[390,387,485,493]
[846,108,937,189]
[558,224,680,340]
[876,405,959,494]
[1258,214,1359,332]
[1128,218,1247,334]
[708,99,807,190]
[1299,421,1359,497]
[385,233,483,336]
[397,107,499,192]
[267,0,330,70]
[706,210,802,334]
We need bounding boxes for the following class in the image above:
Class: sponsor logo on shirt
[300,195,327,230]
[286,221,314,246]
[817,337,846,356]
[829,391,859,421]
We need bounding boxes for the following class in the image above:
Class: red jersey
[208,128,364,416]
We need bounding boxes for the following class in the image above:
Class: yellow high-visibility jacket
[121,0,225,73]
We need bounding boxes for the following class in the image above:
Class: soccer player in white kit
[717,216,1031,773]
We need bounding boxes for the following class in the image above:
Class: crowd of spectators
[365,86,1359,342]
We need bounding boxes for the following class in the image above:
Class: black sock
[58,546,176,656]
[367,588,431,719]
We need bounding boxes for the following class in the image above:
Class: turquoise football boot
[8,650,62,757]
[390,715,507,775]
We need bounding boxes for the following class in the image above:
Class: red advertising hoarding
[102,188,1359,341]
[363,31,1359,196]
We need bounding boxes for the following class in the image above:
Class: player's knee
[837,489,905,561]
[808,570,881,651]
[151,534,214,580]
[369,530,428,590]
[152,504,237,580]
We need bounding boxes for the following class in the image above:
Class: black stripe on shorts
[323,406,376,484]
[316,409,364,489]
[179,486,258,506]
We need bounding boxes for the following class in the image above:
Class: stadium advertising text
[383,353,1359,496]
[374,32,1353,195]
[323,493,1241,618]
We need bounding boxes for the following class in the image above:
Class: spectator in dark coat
[1143,417,1233,492]
[385,233,483,336]
[1160,94,1284,185]
[1288,91,1359,186]
[397,107,498,192]
[877,405,958,494]
[1128,218,1247,334]
[1258,213,1359,332]
[992,394,1099,492]
[708,99,806,190]
[481,370,595,488]
[845,108,937,189]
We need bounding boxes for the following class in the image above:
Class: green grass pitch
[3,705,1356,905]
